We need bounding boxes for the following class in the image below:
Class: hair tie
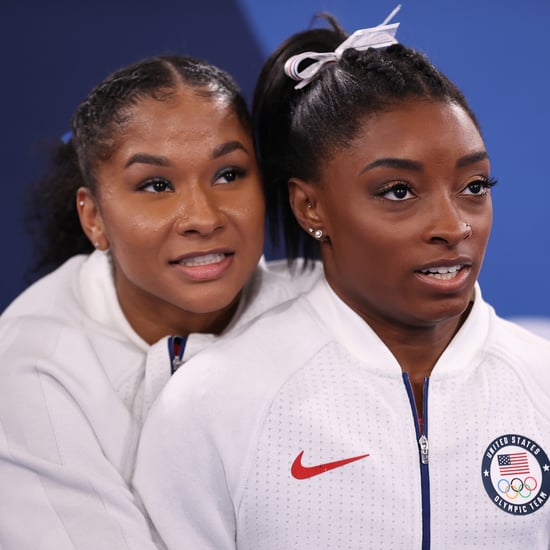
[60,130,73,144]
[284,4,402,90]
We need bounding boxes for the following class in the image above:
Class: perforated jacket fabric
[134,278,550,550]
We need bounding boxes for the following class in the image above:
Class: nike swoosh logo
[291,450,370,480]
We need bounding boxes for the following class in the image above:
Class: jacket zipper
[403,373,430,550]
[168,335,187,374]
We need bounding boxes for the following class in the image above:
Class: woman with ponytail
[0,55,320,549]
[134,9,550,549]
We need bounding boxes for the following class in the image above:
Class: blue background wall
[2,0,549,322]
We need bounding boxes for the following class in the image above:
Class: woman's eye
[139,178,173,193]
[462,177,497,196]
[379,182,413,201]
[214,168,245,185]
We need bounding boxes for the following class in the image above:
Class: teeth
[421,265,464,279]
[427,271,458,280]
[180,253,225,267]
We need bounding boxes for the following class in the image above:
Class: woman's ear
[76,187,109,251]
[288,177,324,234]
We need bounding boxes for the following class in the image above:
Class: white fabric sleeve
[0,323,161,550]
[133,376,237,550]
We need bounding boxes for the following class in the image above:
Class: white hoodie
[0,250,322,550]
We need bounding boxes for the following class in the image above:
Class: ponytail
[25,139,93,281]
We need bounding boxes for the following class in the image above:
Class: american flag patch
[498,452,530,476]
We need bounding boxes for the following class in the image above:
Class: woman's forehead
[353,101,480,152]
[106,89,242,147]
[318,100,486,178]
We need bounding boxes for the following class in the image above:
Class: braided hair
[253,15,480,265]
[26,55,250,279]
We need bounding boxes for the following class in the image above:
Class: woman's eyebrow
[125,153,170,168]
[359,151,489,174]
[456,151,488,168]
[360,158,423,174]
[123,141,250,168]
[212,140,249,159]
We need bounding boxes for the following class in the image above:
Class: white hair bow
[284,5,402,90]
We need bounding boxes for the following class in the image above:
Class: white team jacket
[134,278,550,550]
[0,250,322,550]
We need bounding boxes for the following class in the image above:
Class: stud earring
[94,242,100,248]
[79,201,85,207]
[465,222,471,230]
[308,227,324,240]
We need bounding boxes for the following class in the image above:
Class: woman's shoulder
[0,253,106,370]
[487,312,550,416]
[260,256,323,287]
[490,313,550,362]
[0,296,144,410]
[184,291,329,390]
[233,257,323,329]
[1,254,87,322]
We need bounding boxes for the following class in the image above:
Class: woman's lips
[418,264,465,280]
[177,252,227,267]
[415,263,471,291]
[169,251,235,281]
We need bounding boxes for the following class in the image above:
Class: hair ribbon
[284,4,401,90]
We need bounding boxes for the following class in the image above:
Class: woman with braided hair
[0,55,321,548]
[134,9,550,549]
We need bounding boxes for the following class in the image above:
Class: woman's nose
[174,187,224,237]
[423,196,471,246]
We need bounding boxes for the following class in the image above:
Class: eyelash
[463,176,498,195]
[214,166,247,184]
[376,176,499,201]
[376,181,413,201]
[136,166,248,193]
[138,177,173,193]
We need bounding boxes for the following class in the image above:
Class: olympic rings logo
[482,435,550,516]
[497,476,538,499]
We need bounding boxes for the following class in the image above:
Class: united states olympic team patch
[482,434,550,515]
